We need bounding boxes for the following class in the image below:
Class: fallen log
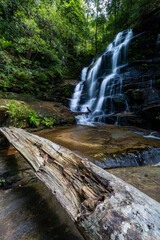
[0,127,160,240]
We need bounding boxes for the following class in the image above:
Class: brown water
[37,124,160,156]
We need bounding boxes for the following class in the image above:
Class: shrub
[12,68,32,82]
[1,100,30,127]
[1,100,56,128]
[42,117,56,128]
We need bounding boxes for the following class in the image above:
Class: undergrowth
[1,100,56,128]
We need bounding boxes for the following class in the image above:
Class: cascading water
[70,67,88,112]
[70,29,133,125]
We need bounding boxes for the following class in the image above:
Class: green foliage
[0,0,90,97]
[138,64,149,71]
[42,117,56,128]
[0,37,14,50]
[1,100,56,128]
[28,110,41,127]
[62,85,73,97]
[106,0,159,31]
[12,68,32,81]
[128,35,156,62]
[55,84,74,99]
[1,100,30,127]
[132,91,139,99]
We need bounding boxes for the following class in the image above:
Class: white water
[70,67,88,112]
[70,29,133,125]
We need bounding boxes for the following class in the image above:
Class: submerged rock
[36,124,160,203]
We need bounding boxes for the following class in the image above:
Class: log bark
[0,127,160,240]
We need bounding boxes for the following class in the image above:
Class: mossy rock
[0,99,31,128]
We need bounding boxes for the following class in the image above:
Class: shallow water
[0,153,84,240]
[37,124,160,157]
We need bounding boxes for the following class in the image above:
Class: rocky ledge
[0,93,75,128]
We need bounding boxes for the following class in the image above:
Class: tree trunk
[0,127,160,240]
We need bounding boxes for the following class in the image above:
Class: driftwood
[0,127,160,240]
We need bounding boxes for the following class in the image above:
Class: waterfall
[70,67,88,112]
[70,29,133,125]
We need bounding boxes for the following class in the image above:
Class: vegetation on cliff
[0,0,159,100]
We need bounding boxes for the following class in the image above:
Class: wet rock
[36,124,160,203]
[91,147,160,169]
[105,112,148,129]
[0,153,83,240]
[110,17,160,130]
[37,124,160,161]
[108,165,160,203]
[128,88,160,105]
[157,34,160,56]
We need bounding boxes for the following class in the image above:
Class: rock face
[28,100,75,124]
[113,13,160,130]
